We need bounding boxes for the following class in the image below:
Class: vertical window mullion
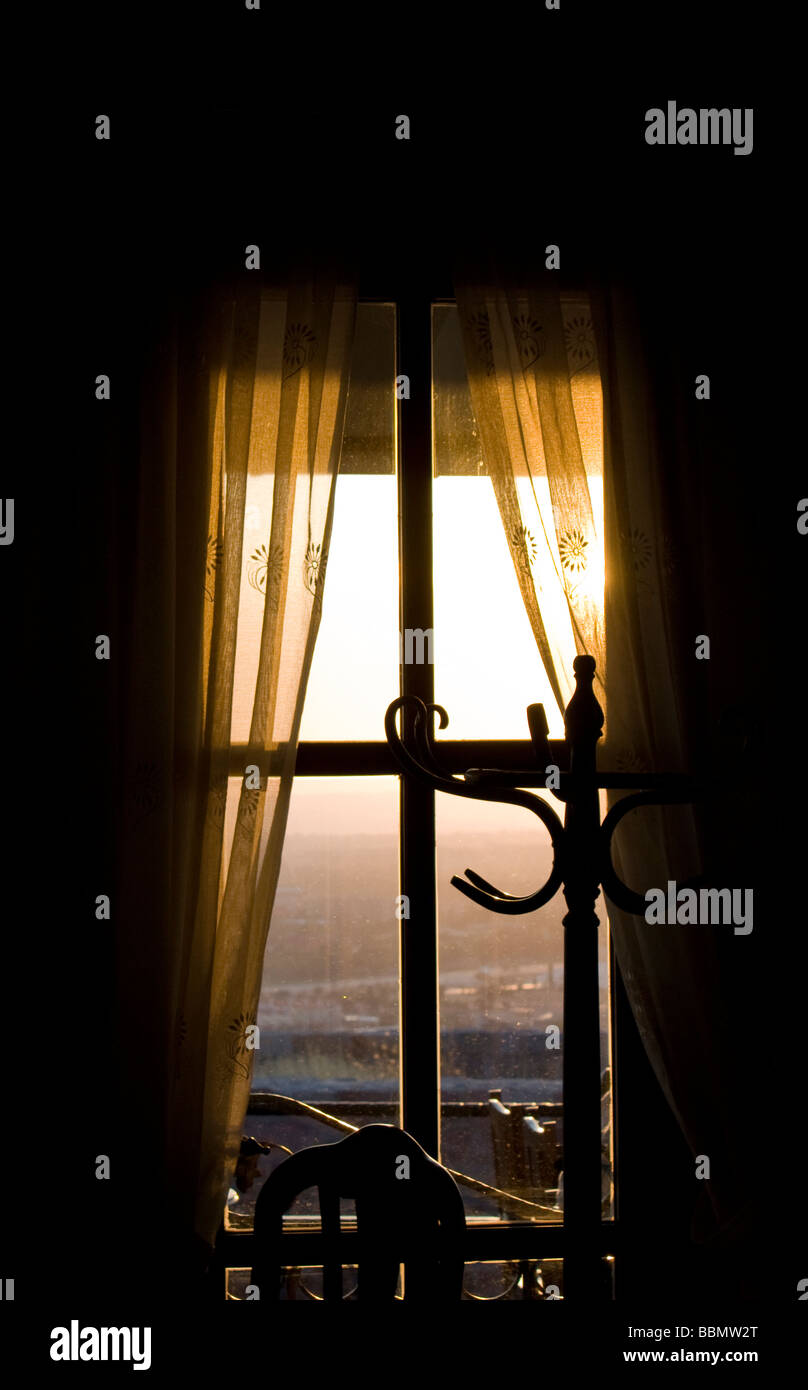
[396,297,440,1157]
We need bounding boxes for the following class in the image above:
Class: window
[220,294,615,1301]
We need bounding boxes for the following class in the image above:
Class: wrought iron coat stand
[385,654,705,1302]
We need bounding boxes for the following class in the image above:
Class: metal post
[560,655,605,1301]
[397,296,440,1158]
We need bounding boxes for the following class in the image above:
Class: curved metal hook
[463,868,529,900]
[450,859,564,914]
[450,782,564,913]
[385,696,565,915]
[415,702,453,780]
[385,696,466,796]
[599,785,707,915]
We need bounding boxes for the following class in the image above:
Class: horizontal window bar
[247,1094,564,1121]
[217,1224,619,1267]
[226,740,574,778]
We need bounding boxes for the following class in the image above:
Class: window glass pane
[462,1260,564,1301]
[431,301,603,740]
[224,1258,621,1302]
[259,776,399,1087]
[432,302,483,477]
[432,474,562,739]
[300,303,397,740]
[298,472,398,741]
[340,302,396,475]
[226,1265,368,1301]
[229,303,397,744]
[598,794,615,1221]
[437,792,564,1222]
[432,299,613,1223]
[436,782,613,1224]
[226,777,400,1232]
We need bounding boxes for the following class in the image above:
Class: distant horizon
[278,775,571,840]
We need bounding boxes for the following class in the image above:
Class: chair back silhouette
[488,1094,532,1213]
[251,1124,466,1302]
[523,1115,562,1206]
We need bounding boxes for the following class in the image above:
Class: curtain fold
[115,272,357,1261]
[591,283,761,1251]
[455,276,606,719]
[454,269,758,1249]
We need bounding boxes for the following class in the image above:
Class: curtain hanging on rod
[114,270,357,1266]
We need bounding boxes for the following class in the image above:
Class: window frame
[219,288,622,1289]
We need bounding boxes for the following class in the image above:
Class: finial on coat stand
[564,655,604,757]
[526,702,551,767]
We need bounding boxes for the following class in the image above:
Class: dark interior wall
[12,27,801,1339]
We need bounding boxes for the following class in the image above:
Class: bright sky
[288,473,602,835]
[301,475,576,744]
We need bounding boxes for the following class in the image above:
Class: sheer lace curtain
[454,271,755,1250]
[115,274,356,1265]
[454,277,606,721]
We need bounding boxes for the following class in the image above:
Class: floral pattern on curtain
[455,279,605,721]
[116,274,357,1258]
